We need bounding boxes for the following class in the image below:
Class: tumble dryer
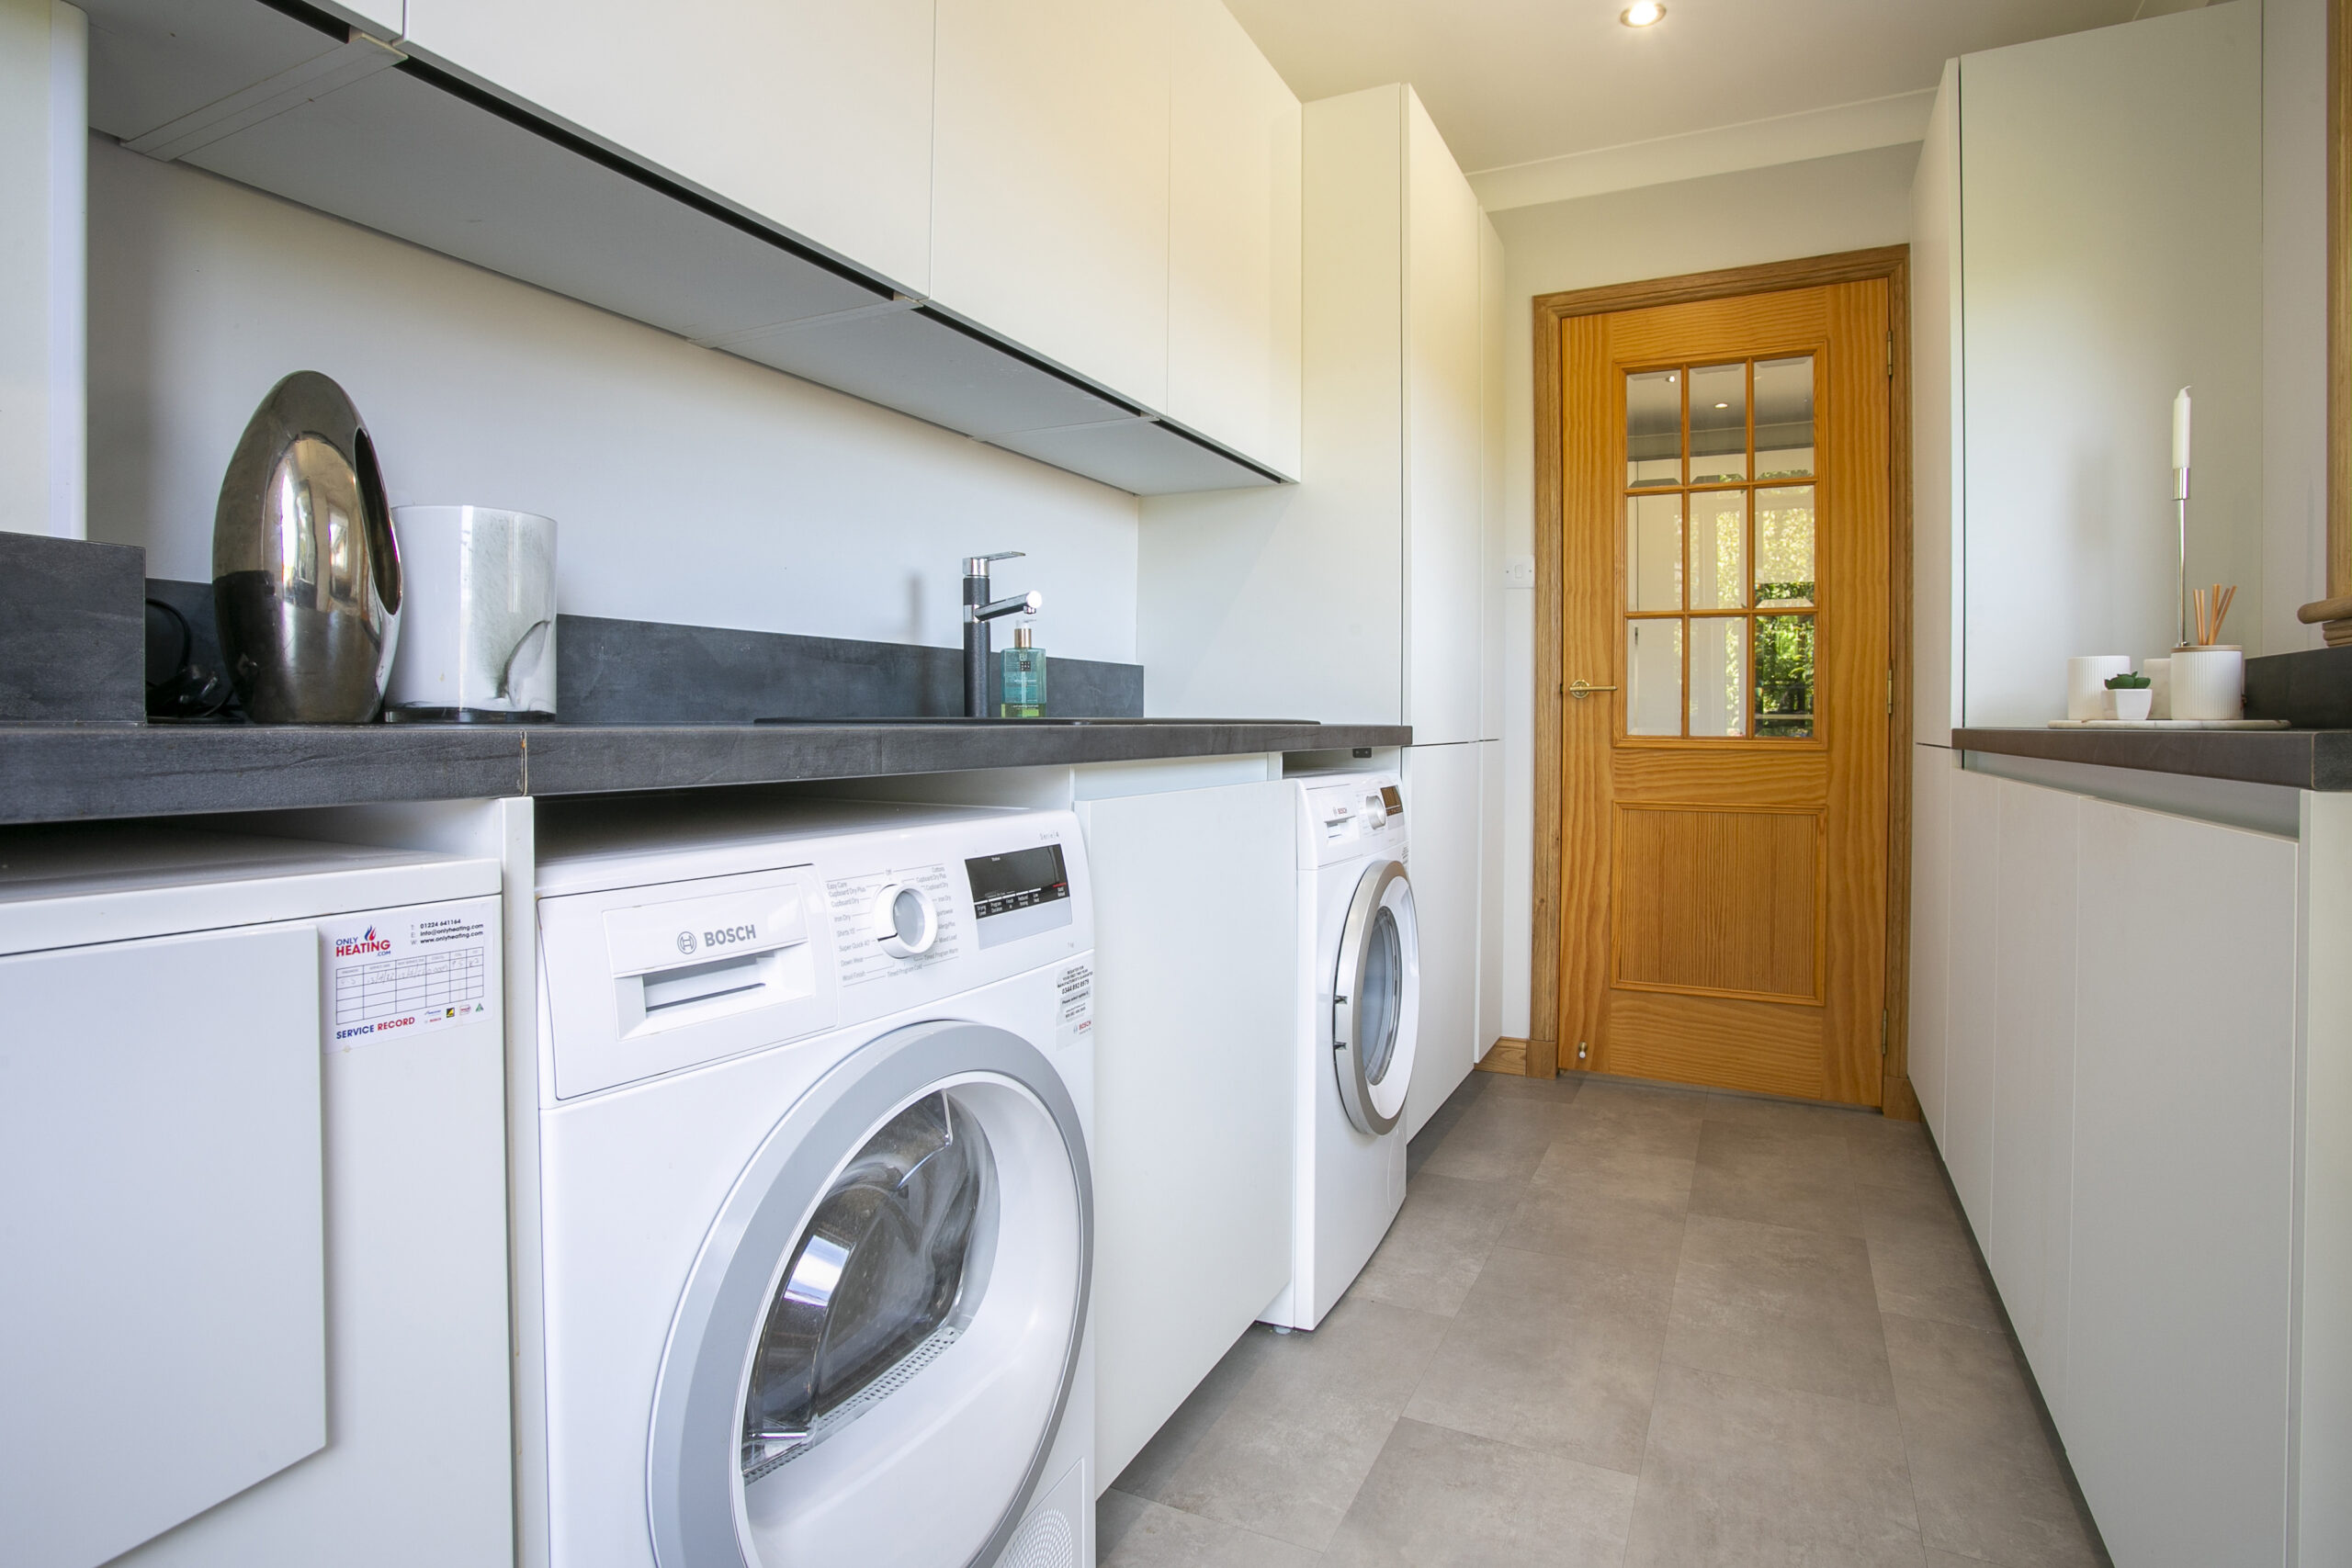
[526,799,1096,1568]
[1262,773,1420,1331]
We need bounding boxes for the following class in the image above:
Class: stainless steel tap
[963,553,1042,717]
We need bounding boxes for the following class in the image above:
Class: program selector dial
[870,882,939,958]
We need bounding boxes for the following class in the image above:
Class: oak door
[1556,281,1891,1103]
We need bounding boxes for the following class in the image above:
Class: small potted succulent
[2104,670,2154,721]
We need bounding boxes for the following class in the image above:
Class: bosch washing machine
[523,798,1096,1568]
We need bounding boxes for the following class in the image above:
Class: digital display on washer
[965,844,1072,949]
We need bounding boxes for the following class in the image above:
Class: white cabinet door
[1077,779,1295,1489]
[933,0,1170,411]
[1988,778,2076,1417]
[400,0,936,293]
[1165,0,1299,476]
[1907,745,1955,1133]
[2067,800,2296,1568]
[4,925,325,1568]
[1402,742,1481,1137]
[1403,93,1482,748]
[1475,738,1504,1058]
[1942,766,2000,1235]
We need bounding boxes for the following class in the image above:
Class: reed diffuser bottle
[1000,623,1046,717]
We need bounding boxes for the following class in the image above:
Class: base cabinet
[2065,798,2296,1568]
[1076,779,1296,1491]
[1911,755,2301,1564]
[1401,741,1479,1137]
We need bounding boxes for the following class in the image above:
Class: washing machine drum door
[1332,859,1420,1136]
[648,1021,1091,1568]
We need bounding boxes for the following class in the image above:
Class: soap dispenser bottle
[1000,623,1046,717]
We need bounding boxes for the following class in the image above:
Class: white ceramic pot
[2169,646,2244,721]
[2105,686,2153,721]
[2066,655,2134,719]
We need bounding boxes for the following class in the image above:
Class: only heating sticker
[324,914,490,1051]
[1056,962,1094,1046]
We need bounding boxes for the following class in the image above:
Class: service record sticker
[323,912,491,1052]
[1056,962,1094,1050]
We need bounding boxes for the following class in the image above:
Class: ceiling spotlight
[1714,401,1729,409]
[1621,1,1666,27]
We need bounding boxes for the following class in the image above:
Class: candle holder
[2174,465,2190,650]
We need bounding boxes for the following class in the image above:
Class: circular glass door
[740,1091,993,1483]
[1332,862,1419,1136]
[648,1022,1090,1568]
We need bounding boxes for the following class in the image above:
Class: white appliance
[526,799,1096,1568]
[0,828,511,1568]
[1262,773,1420,1331]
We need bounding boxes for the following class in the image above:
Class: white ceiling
[1221,0,2162,176]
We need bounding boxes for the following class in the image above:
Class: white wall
[1486,143,1917,1037]
[1960,3,2264,725]
[0,0,84,538]
[85,139,1141,660]
[2265,0,2328,650]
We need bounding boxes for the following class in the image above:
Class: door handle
[1566,679,1619,699]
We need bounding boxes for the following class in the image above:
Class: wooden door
[1556,281,1891,1103]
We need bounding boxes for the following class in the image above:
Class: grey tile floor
[1096,1070,2109,1567]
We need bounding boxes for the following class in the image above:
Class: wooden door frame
[1528,244,1918,1117]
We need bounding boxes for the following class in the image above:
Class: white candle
[2172,386,2192,471]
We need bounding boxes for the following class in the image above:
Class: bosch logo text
[703,923,759,949]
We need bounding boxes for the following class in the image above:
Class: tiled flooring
[1096,1070,2108,1567]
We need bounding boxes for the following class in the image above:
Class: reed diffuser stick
[2213,584,2235,645]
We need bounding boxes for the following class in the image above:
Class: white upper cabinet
[1165,0,1300,477]
[932,0,1171,412]
[399,0,937,295]
[1403,94,1482,747]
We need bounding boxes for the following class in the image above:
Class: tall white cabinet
[1138,83,1485,735]
[1140,82,1505,1116]
[1909,3,2265,728]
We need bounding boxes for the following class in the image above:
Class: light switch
[1503,556,1534,589]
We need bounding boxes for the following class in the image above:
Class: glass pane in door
[1690,617,1748,737]
[1356,907,1403,1085]
[1626,369,1681,487]
[1626,494,1683,611]
[1754,615,1816,739]
[741,1092,991,1481]
[1687,363,1747,483]
[1754,356,1815,478]
[1755,487,1815,606]
[1689,491,1747,610]
[1627,620,1683,736]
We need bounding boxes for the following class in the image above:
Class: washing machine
[525,798,1096,1568]
[1261,773,1420,1331]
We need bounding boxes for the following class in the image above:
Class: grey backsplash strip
[6,533,145,723]
[560,614,1144,722]
[141,584,1143,723]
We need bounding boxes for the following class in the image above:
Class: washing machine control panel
[1305,774,1406,865]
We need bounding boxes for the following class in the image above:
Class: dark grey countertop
[0,720,1412,826]
[1953,726,2352,791]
